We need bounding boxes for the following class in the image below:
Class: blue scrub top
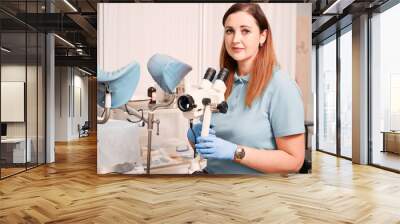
[207,68,305,174]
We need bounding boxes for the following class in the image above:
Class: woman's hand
[187,123,215,143]
[195,135,237,160]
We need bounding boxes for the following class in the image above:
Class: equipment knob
[217,101,228,113]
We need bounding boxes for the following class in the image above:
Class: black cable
[126,107,144,124]
[189,120,197,157]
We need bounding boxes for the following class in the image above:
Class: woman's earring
[259,42,263,48]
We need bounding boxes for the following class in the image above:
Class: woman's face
[224,11,266,63]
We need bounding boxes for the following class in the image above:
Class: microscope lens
[216,68,229,81]
[177,95,195,112]
[203,68,216,81]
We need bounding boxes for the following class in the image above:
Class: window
[0,1,46,179]
[340,29,352,158]
[318,37,337,154]
[371,2,400,171]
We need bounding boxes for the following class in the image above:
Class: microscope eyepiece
[177,94,196,112]
[216,68,229,82]
[203,68,216,82]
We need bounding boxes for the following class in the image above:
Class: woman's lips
[232,47,244,52]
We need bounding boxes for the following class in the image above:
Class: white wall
[72,73,89,138]
[1,65,37,138]
[98,3,311,101]
[98,3,201,99]
[55,67,68,141]
[55,67,89,141]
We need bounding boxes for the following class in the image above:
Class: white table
[1,138,31,163]
[97,120,143,174]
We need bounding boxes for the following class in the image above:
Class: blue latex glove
[195,135,237,160]
[187,123,216,143]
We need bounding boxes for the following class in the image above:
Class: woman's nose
[233,33,241,44]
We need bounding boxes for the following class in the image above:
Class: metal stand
[126,95,176,175]
[97,89,178,175]
[146,112,155,175]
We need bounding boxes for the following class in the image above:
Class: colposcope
[176,68,229,172]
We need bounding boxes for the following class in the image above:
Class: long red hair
[220,3,278,107]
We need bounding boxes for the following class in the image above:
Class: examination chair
[97,61,141,123]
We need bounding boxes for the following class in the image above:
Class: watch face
[236,147,245,159]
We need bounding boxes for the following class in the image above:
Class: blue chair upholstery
[147,54,192,94]
[97,61,140,108]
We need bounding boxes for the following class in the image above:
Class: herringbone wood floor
[1,135,400,223]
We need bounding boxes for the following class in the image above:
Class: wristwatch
[234,146,246,161]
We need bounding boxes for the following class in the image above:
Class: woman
[188,3,305,174]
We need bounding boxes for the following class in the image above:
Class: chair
[299,121,313,174]
[97,61,141,124]
[78,121,90,138]
[147,54,192,94]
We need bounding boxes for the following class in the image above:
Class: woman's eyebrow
[224,25,251,29]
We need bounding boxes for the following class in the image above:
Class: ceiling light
[1,47,11,53]
[78,67,93,76]
[54,34,75,48]
[76,48,86,56]
[63,0,78,12]
[323,0,354,15]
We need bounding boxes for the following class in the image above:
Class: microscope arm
[98,91,112,124]
[148,94,176,111]
[201,104,212,137]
